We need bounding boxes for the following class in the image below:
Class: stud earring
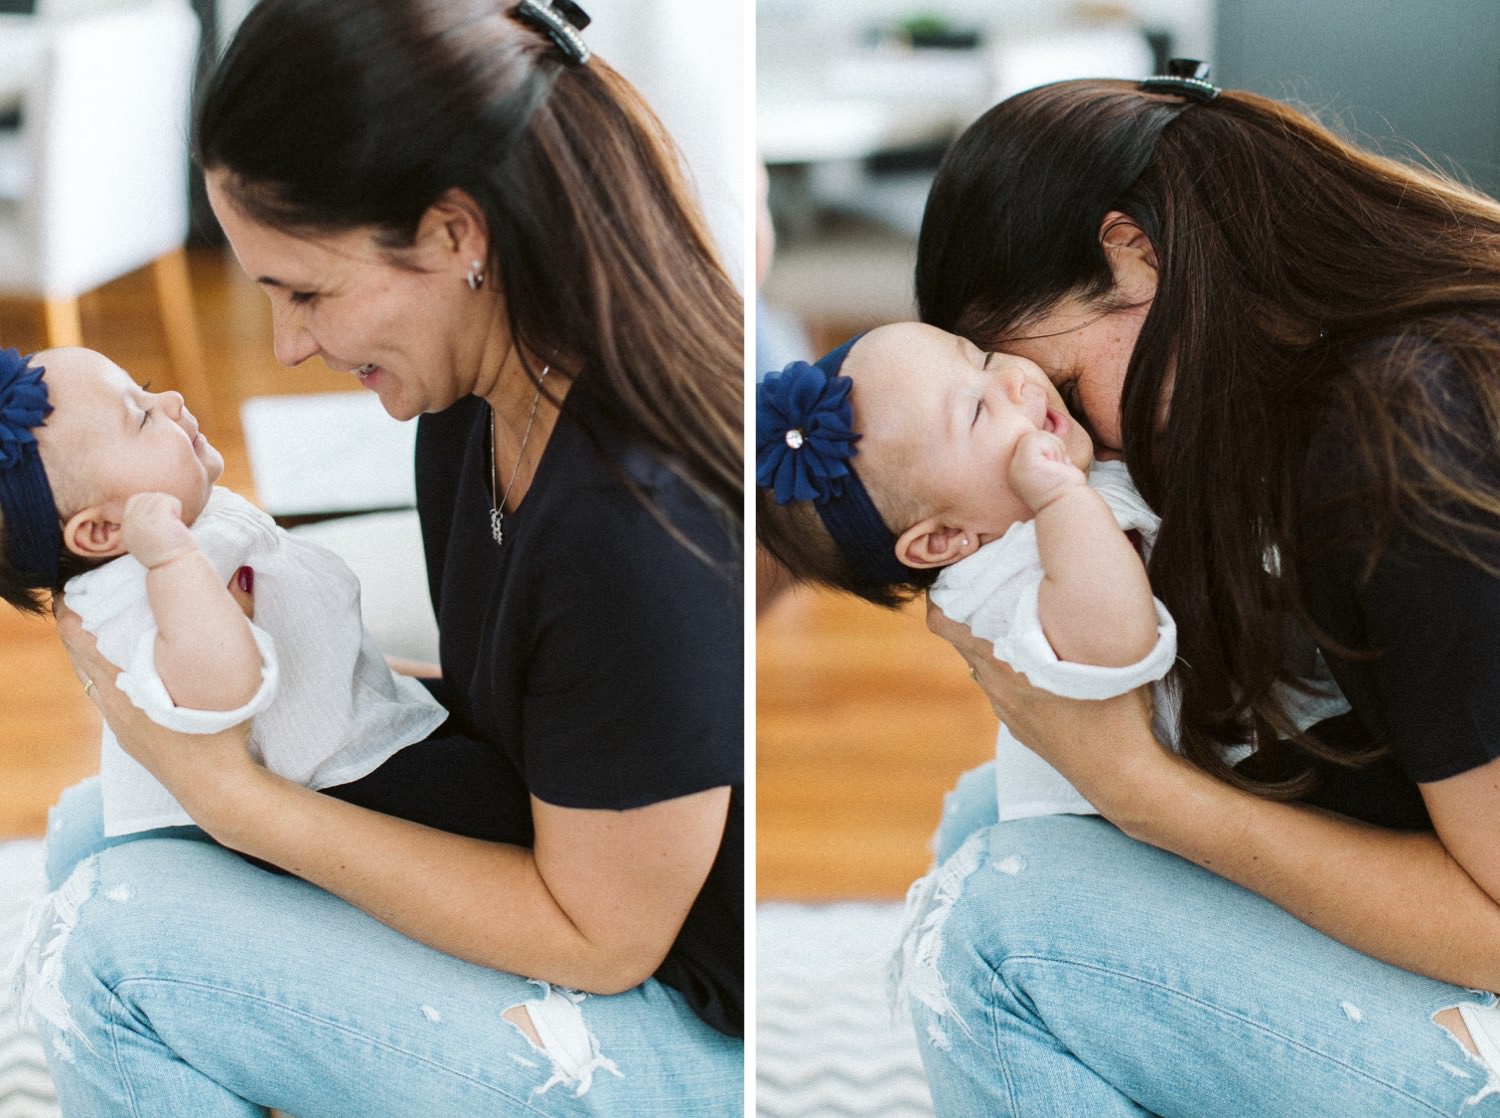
[961,536,970,549]
[465,260,485,291]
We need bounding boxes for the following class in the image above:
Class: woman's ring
[82,678,95,698]
[968,666,978,682]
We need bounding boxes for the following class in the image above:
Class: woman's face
[982,214,1159,459]
[995,296,1150,459]
[206,173,503,421]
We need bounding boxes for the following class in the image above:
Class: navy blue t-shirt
[412,382,744,1035]
[1294,338,1500,828]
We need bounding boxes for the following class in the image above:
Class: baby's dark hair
[0,513,96,615]
[755,456,937,609]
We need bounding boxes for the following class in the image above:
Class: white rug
[0,840,58,1118]
[757,902,934,1118]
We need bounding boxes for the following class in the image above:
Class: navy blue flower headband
[0,348,59,586]
[757,336,915,587]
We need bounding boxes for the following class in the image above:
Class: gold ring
[82,678,95,698]
[968,666,978,682]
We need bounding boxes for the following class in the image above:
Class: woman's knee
[932,761,1000,865]
[902,816,1149,1011]
[44,778,105,890]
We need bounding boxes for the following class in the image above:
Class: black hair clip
[1140,58,1219,103]
[517,0,591,65]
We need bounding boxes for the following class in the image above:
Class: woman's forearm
[187,766,646,992]
[1103,750,1500,990]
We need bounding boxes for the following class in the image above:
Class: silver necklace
[490,363,550,546]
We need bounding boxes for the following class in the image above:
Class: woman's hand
[925,596,1167,809]
[54,572,262,827]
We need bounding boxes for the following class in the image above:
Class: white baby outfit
[929,460,1349,821]
[64,487,448,836]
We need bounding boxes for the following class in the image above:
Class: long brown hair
[194,0,742,533]
[918,80,1500,795]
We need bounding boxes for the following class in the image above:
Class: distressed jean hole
[503,1004,544,1049]
[1435,1006,1482,1059]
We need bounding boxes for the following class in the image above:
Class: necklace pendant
[490,508,505,546]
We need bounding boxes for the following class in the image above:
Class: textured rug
[757,902,934,1118]
[0,840,58,1118]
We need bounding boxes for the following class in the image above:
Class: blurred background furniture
[758,8,1161,354]
[0,0,212,424]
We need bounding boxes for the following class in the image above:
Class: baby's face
[31,347,223,530]
[848,323,1093,538]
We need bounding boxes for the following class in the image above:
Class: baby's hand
[1010,430,1087,512]
[121,492,198,569]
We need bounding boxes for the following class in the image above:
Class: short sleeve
[521,473,742,810]
[1300,348,1500,783]
[117,621,279,733]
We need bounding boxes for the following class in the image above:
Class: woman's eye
[288,290,317,306]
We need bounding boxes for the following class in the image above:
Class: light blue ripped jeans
[24,778,742,1117]
[902,762,1500,1117]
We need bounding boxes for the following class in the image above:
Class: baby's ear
[895,518,970,570]
[61,505,125,561]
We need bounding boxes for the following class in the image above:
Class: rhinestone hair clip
[517,0,592,65]
[1140,58,1219,103]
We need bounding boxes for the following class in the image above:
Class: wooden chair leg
[40,296,82,349]
[150,247,219,431]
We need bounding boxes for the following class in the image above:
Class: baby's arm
[1009,431,1160,668]
[122,492,262,711]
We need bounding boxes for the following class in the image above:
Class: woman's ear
[1098,211,1158,302]
[61,505,126,561]
[417,187,492,271]
[894,518,971,570]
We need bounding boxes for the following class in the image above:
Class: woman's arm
[208,768,728,995]
[62,606,728,994]
[932,602,1500,992]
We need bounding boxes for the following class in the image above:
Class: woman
[906,69,1500,1115]
[36,1,743,1113]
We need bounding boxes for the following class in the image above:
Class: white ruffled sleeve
[114,619,280,733]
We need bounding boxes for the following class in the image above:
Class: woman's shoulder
[547,386,740,554]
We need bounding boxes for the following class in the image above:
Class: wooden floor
[0,249,998,903]
[0,246,356,839]
[756,585,996,900]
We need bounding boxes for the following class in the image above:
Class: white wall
[588,0,747,288]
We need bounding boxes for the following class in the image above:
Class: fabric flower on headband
[0,348,51,471]
[757,361,860,505]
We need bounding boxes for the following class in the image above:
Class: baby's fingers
[123,491,184,524]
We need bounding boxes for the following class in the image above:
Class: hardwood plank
[756,586,996,900]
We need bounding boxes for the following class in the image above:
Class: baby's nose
[998,365,1029,402]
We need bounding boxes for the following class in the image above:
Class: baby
[0,345,446,836]
[756,322,1177,819]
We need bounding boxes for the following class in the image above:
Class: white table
[758,47,990,167]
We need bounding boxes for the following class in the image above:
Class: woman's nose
[271,305,319,368]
